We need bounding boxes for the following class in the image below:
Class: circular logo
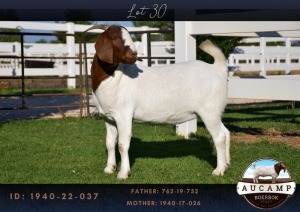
[237,158,296,210]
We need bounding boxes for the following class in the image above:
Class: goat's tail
[199,40,227,69]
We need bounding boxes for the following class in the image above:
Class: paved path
[0,95,95,122]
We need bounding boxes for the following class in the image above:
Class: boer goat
[86,25,230,179]
[253,161,287,183]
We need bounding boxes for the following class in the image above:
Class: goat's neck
[97,57,119,75]
[91,55,119,92]
[274,163,282,175]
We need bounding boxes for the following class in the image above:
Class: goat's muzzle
[125,51,142,64]
[280,161,287,172]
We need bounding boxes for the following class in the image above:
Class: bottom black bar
[0,184,298,211]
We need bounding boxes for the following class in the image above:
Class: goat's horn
[84,25,110,33]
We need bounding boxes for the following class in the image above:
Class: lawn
[0,101,299,184]
[0,87,81,96]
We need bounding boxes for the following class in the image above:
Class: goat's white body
[253,165,279,183]
[90,30,230,179]
[93,60,230,179]
[94,61,227,124]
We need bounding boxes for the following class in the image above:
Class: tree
[36,38,48,43]
[53,10,96,43]
[55,21,96,44]
[196,36,243,64]
[0,10,20,42]
[0,28,21,42]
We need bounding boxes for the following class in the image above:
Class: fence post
[175,21,197,138]
[66,22,76,88]
[12,41,19,76]
[20,34,26,109]
[260,37,266,76]
[141,26,149,66]
[285,38,291,74]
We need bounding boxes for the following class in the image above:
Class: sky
[243,159,290,179]
[23,21,133,43]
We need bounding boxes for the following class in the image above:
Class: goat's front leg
[272,177,276,183]
[115,118,132,179]
[104,121,118,174]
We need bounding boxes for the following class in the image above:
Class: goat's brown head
[85,25,141,65]
[279,161,287,172]
[275,161,287,175]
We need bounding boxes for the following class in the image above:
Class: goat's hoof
[226,159,231,166]
[104,165,116,174]
[226,163,230,172]
[117,171,131,180]
[212,167,226,176]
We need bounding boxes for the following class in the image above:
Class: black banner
[1,0,300,9]
[1,184,299,211]
[1,9,300,21]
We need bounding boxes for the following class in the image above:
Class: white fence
[0,21,169,88]
[228,37,300,76]
[0,42,81,77]
[0,41,175,77]
[2,37,300,78]
[1,21,300,97]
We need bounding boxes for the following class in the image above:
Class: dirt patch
[232,129,300,149]
[227,98,272,105]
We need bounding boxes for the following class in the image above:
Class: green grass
[224,101,299,133]
[0,87,80,96]
[0,102,299,184]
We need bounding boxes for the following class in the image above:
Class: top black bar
[1,0,300,9]
[1,9,300,21]
[1,0,300,21]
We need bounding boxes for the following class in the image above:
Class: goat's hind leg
[221,123,230,167]
[211,123,230,176]
[199,111,230,176]
[104,121,118,174]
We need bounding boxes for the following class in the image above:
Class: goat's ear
[95,31,113,64]
[281,162,286,168]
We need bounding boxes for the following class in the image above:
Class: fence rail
[228,37,300,76]
[0,42,175,77]
[2,38,300,78]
